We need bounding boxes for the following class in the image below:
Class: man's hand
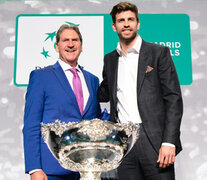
[157,145,176,168]
[30,170,48,180]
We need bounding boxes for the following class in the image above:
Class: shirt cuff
[29,169,42,175]
[162,142,175,147]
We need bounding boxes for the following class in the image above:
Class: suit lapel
[52,62,79,109]
[137,40,151,96]
[110,51,119,104]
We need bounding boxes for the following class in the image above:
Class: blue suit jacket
[23,61,101,175]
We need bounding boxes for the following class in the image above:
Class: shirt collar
[116,35,142,56]
[58,59,81,72]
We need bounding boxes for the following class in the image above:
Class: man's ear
[112,23,117,32]
[55,43,59,53]
[137,22,140,31]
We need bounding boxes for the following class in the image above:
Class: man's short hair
[56,24,83,44]
[110,2,139,23]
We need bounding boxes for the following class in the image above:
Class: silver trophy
[41,119,139,180]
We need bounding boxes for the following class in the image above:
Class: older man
[23,24,101,180]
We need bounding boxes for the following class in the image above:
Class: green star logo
[41,21,80,60]
[44,31,56,42]
[41,47,50,58]
[65,21,80,26]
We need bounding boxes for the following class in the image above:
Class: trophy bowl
[41,119,139,180]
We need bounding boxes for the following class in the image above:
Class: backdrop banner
[14,14,192,86]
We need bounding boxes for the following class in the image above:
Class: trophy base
[80,171,101,180]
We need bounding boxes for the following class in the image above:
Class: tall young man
[99,2,183,180]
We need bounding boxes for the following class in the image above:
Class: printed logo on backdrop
[154,41,181,57]
[14,14,192,86]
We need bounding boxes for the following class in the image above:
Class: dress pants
[117,124,175,180]
[47,173,80,180]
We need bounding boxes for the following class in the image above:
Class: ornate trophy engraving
[41,119,139,180]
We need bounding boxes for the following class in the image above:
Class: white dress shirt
[117,35,142,124]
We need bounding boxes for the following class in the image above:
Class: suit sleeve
[98,56,110,102]
[94,75,102,118]
[158,47,183,146]
[23,70,45,173]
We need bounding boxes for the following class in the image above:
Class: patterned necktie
[69,68,84,115]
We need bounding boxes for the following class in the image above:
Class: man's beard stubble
[119,31,137,45]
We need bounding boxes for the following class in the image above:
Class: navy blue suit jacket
[23,61,101,175]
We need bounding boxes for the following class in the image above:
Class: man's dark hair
[110,2,139,23]
[56,24,83,44]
